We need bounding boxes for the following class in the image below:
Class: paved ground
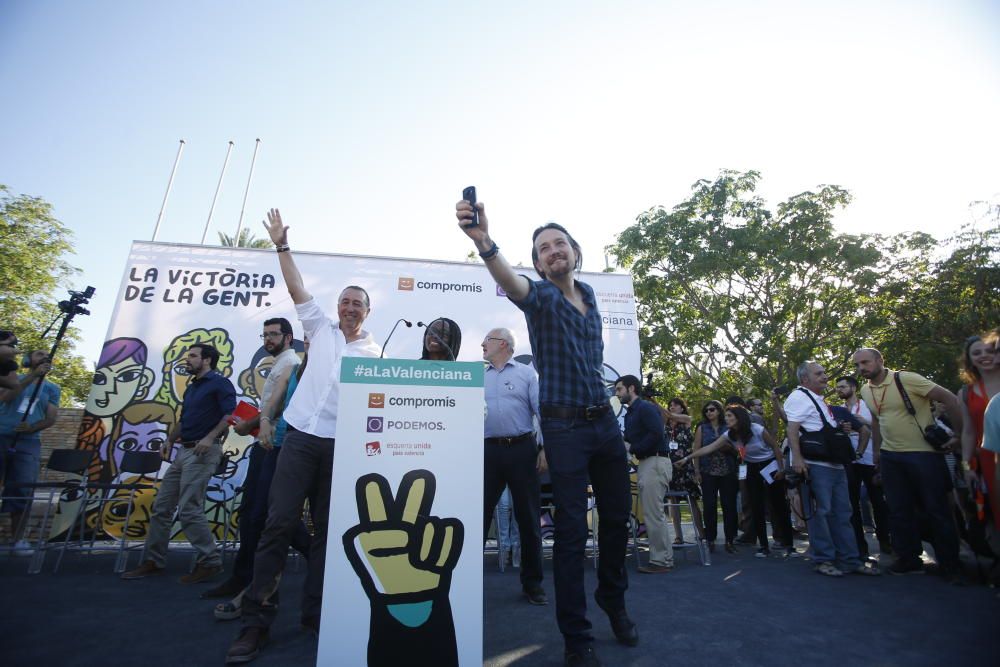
[1,537,997,667]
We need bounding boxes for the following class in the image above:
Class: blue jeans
[542,411,630,652]
[1,435,41,514]
[880,450,959,568]
[805,464,860,570]
[496,487,520,551]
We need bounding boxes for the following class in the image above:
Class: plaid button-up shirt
[512,278,609,408]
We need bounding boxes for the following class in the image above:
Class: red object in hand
[231,400,261,437]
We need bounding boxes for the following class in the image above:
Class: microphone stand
[380,319,412,358]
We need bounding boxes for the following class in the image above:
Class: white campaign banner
[64,240,638,545]
[320,358,484,666]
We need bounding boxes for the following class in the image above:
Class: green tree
[608,170,933,410]
[218,228,273,248]
[868,201,1000,388]
[0,185,93,406]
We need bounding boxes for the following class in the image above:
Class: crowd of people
[1,196,998,667]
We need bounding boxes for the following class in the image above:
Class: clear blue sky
[2,0,998,365]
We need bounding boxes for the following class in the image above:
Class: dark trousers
[701,472,739,543]
[483,436,543,590]
[542,411,630,652]
[745,459,793,549]
[232,443,312,584]
[880,450,959,568]
[242,430,334,628]
[847,462,889,558]
[738,478,753,534]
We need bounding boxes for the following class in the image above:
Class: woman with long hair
[656,397,705,545]
[679,406,794,557]
[688,400,739,553]
[420,317,462,361]
[958,331,1000,530]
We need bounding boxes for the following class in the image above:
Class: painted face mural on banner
[154,328,235,411]
[57,329,249,544]
[86,338,156,418]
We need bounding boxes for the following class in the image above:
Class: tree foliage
[0,185,93,406]
[608,170,940,408]
[218,228,273,248]
[867,202,1000,388]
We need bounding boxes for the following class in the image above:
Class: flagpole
[152,139,185,241]
[201,141,235,244]
[234,138,261,245]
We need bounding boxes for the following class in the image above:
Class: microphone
[380,318,412,358]
[418,321,456,361]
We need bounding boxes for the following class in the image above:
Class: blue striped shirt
[484,359,539,438]
[512,278,608,407]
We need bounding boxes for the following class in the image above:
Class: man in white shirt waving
[228,209,382,664]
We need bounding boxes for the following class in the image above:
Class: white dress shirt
[283,297,381,438]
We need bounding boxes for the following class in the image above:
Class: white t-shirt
[845,399,874,465]
[283,297,381,438]
[728,422,773,463]
[783,386,841,469]
[262,347,300,408]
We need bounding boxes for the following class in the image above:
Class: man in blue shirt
[122,343,235,584]
[458,201,634,667]
[616,375,673,573]
[482,326,547,605]
[1,349,59,554]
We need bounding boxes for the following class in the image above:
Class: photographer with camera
[1,347,59,555]
[784,362,878,577]
[854,348,964,581]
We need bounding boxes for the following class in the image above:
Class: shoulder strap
[893,371,918,416]
[797,387,834,428]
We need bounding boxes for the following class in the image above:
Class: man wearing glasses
[203,318,309,602]
[0,332,40,394]
[482,327,547,605]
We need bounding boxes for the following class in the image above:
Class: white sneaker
[11,539,34,556]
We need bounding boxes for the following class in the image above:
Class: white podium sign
[319,357,485,666]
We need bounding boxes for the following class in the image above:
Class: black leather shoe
[593,593,638,647]
[523,586,548,605]
[564,645,602,666]
[226,626,268,664]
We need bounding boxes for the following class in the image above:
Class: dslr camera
[640,373,662,400]
[923,424,952,452]
[784,469,807,489]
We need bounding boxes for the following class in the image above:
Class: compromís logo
[368,393,385,408]
[396,277,482,294]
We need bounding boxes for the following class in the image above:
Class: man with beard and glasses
[121,343,235,583]
[202,318,310,603]
[457,200,634,667]
[226,209,381,664]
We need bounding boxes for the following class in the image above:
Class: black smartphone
[462,186,479,228]
[773,384,791,397]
